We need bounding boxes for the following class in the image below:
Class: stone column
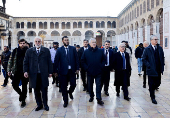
[133,30,137,48]
[59,22,61,29]
[125,33,128,41]
[36,21,39,29]
[145,25,150,43]
[138,27,143,43]
[82,21,84,29]
[93,21,96,29]
[129,30,133,48]
[47,21,50,29]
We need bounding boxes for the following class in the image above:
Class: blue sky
[3,0,132,17]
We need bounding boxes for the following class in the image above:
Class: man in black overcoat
[113,43,131,101]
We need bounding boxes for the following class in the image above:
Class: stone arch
[96,30,105,47]
[51,30,60,36]
[96,21,100,28]
[38,30,47,36]
[72,30,81,36]
[107,21,111,28]
[39,22,43,29]
[141,18,146,41]
[89,21,93,28]
[16,22,20,28]
[73,22,77,28]
[27,31,36,36]
[135,21,139,30]
[55,22,59,29]
[50,22,54,29]
[84,21,88,28]
[127,26,129,32]
[44,22,47,29]
[156,8,163,22]
[107,30,116,37]
[21,22,24,28]
[112,21,116,28]
[61,31,71,36]
[27,22,31,28]
[147,14,154,35]
[85,30,94,40]
[78,22,82,28]
[101,21,105,28]
[32,22,36,29]
[17,31,25,40]
[62,22,65,29]
[66,22,70,29]
[124,27,126,34]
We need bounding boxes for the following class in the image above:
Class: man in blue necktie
[113,43,131,101]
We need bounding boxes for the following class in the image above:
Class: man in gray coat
[24,36,53,111]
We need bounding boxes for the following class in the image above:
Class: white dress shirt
[120,51,126,69]
[84,47,88,51]
[64,46,71,69]
[36,47,41,73]
[151,45,157,50]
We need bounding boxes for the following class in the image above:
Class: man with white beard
[24,36,53,111]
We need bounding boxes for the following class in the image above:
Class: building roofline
[13,16,117,18]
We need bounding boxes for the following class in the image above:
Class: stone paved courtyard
[0,57,170,118]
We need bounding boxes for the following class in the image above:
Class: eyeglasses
[35,41,41,43]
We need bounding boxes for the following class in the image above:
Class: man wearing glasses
[142,35,165,104]
[113,43,131,101]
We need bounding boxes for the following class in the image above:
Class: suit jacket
[23,46,53,88]
[142,44,164,76]
[113,52,131,86]
[135,46,144,58]
[101,48,114,71]
[54,45,79,75]
[81,46,106,76]
[78,47,85,68]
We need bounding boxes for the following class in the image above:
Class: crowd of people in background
[0,34,164,111]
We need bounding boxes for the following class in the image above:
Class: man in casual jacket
[142,35,164,104]
[135,43,145,76]
[1,46,11,87]
[24,37,53,111]
[7,39,28,108]
[81,38,106,105]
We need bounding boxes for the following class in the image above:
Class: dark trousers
[34,73,48,107]
[148,73,161,99]
[87,74,102,100]
[115,71,128,98]
[60,70,76,103]
[101,66,110,92]
[12,72,28,101]
[52,74,59,85]
[80,69,87,89]
[143,69,147,85]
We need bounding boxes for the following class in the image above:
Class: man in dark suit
[54,36,79,108]
[81,38,106,105]
[113,43,131,101]
[142,41,149,88]
[101,40,114,96]
[78,39,89,91]
[142,35,164,104]
[24,36,53,111]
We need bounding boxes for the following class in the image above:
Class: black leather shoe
[83,87,86,91]
[97,100,104,105]
[116,93,120,97]
[105,92,109,96]
[29,88,32,93]
[68,92,73,100]
[35,106,43,111]
[44,105,49,111]
[124,97,131,101]
[152,99,157,104]
[21,101,26,108]
[52,81,55,84]
[1,84,7,87]
[143,85,146,88]
[63,102,68,108]
[156,87,159,91]
[89,97,94,102]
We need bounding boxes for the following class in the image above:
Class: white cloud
[4,0,132,17]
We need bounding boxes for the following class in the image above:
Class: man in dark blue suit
[54,36,79,108]
[142,35,164,104]
[113,43,131,101]
[101,40,114,96]
[81,38,106,105]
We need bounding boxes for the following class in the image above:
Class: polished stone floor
[0,58,170,118]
